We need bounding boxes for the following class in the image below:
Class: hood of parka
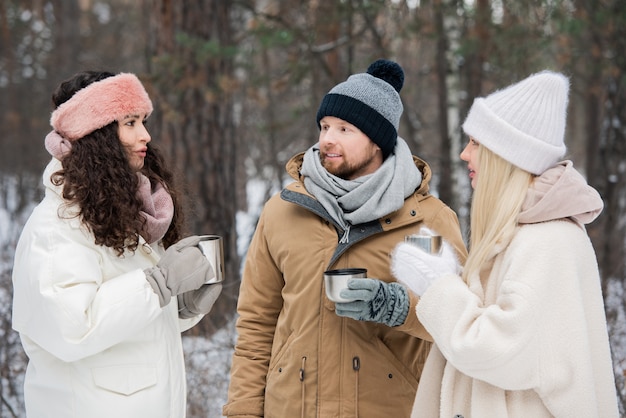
[518,160,603,226]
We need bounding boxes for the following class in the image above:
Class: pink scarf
[45,130,72,159]
[45,131,174,244]
[137,173,174,244]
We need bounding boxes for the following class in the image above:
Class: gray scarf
[301,137,422,242]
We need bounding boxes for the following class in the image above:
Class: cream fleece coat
[412,161,618,418]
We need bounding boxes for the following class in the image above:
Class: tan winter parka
[223,153,467,418]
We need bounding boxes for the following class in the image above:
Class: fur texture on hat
[316,59,404,159]
[462,71,569,175]
[50,73,153,140]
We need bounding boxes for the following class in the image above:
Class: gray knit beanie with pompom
[316,59,404,159]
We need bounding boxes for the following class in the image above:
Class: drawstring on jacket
[353,356,360,415]
[300,357,307,418]
[340,225,351,244]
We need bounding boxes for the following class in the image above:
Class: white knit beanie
[462,71,569,175]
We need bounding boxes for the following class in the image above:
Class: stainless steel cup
[404,234,443,255]
[197,235,224,284]
[324,268,367,303]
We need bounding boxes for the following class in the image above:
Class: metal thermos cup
[404,234,443,255]
[324,268,368,303]
[197,235,225,284]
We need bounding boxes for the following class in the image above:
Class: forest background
[1,0,625,417]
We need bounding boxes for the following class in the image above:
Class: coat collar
[281,152,433,266]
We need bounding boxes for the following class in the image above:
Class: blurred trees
[1,1,150,415]
[1,0,626,415]
[0,0,148,175]
[147,0,240,335]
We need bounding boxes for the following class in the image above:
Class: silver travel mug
[404,234,443,255]
[197,235,225,284]
[324,268,368,302]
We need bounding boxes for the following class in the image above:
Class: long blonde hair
[462,145,534,284]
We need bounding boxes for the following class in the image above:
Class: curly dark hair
[50,71,185,255]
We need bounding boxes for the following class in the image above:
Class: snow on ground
[183,318,237,418]
[607,278,626,409]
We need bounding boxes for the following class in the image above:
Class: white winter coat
[411,161,619,417]
[12,159,200,418]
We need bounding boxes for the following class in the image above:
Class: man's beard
[320,152,376,180]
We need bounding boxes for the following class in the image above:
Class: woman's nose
[140,123,152,143]
[459,143,470,161]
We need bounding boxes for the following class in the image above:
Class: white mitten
[391,241,461,296]
[418,226,437,236]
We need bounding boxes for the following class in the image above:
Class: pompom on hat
[316,59,405,159]
[462,70,569,175]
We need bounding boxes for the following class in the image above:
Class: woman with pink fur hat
[11,71,222,417]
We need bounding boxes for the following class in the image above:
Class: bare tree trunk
[148,0,239,334]
[49,0,81,79]
[455,0,490,222]
[575,0,626,292]
[433,0,452,204]
[463,0,489,106]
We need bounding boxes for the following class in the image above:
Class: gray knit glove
[177,283,222,319]
[145,235,214,307]
[334,278,409,327]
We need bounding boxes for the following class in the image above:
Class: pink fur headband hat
[50,73,153,141]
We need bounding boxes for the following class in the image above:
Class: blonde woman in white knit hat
[390,71,619,418]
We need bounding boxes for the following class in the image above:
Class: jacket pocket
[268,329,295,373]
[371,337,419,389]
[92,364,157,396]
[266,332,305,416]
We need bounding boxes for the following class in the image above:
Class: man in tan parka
[223,59,467,418]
